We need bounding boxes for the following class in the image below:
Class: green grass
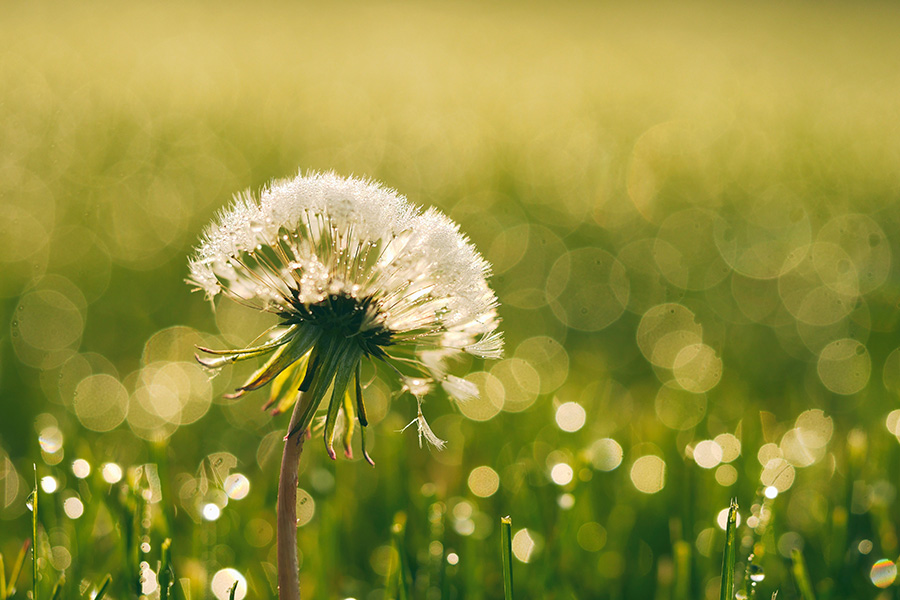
[2,1,900,598]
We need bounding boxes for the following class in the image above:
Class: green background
[2,2,900,598]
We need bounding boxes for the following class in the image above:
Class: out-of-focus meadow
[3,1,900,598]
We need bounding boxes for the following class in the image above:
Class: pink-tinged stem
[277,399,308,600]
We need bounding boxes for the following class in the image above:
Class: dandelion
[188,170,501,600]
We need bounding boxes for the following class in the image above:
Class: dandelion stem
[277,393,310,600]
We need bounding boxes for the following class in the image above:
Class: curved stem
[277,398,308,600]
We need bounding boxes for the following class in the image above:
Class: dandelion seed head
[442,375,479,402]
[189,171,501,458]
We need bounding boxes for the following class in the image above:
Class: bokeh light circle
[456,372,505,421]
[818,213,890,295]
[630,455,666,494]
[211,568,248,600]
[490,359,540,413]
[693,440,723,469]
[817,338,871,395]
[15,289,83,351]
[73,374,129,432]
[590,438,624,471]
[637,304,703,369]
[467,466,500,498]
[871,559,898,588]
[555,402,586,432]
[672,343,723,393]
[546,247,629,331]
[296,488,316,527]
[654,386,707,431]
[224,473,250,500]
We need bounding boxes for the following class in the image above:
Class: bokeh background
[3,1,900,598]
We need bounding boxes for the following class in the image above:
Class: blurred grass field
[3,1,900,598]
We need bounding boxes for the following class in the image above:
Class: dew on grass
[446,552,459,565]
[716,506,741,530]
[139,561,158,595]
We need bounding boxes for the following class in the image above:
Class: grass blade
[501,516,513,600]
[7,540,29,598]
[229,581,239,600]
[673,540,691,600]
[32,465,38,600]
[50,575,64,600]
[388,512,411,600]
[1,552,6,600]
[719,498,738,600]
[159,538,173,600]
[791,548,817,600]
[94,574,113,600]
